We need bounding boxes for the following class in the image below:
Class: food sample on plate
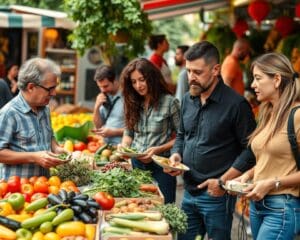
[224,180,252,194]
[152,155,190,171]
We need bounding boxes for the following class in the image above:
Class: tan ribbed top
[251,110,300,197]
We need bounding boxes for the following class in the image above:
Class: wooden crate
[114,184,165,204]
[98,210,172,240]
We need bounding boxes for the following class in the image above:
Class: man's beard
[175,59,183,66]
[189,84,207,96]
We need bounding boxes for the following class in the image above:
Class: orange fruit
[48,176,61,187]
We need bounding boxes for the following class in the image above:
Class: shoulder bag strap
[287,106,300,170]
[103,96,120,124]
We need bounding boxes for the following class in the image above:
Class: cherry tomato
[93,191,115,210]
[74,141,87,151]
[33,181,49,194]
[7,176,21,193]
[30,193,48,202]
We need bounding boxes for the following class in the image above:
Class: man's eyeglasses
[35,84,57,93]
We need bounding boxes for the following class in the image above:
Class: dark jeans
[178,189,236,240]
[131,158,176,203]
[250,194,300,240]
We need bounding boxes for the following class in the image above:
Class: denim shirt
[99,91,124,145]
[172,79,256,194]
[0,92,52,179]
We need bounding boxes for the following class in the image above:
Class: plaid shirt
[124,94,180,156]
[0,93,52,179]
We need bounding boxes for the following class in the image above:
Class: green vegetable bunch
[156,203,188,234]
[50,159,93,186]
[88,168,150,197]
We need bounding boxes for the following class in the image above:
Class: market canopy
[141,0,229,20]
[0,5,75,29]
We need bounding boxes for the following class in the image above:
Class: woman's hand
[245,179,274,201]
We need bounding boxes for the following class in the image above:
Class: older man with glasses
[0,57,66,179]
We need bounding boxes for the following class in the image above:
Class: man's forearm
[93,108,103,128]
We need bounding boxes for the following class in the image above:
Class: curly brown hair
[120,58,171,130]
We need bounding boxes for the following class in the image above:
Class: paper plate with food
[223,180,252,195]
[152,155,190,171]
[116,146,147,158]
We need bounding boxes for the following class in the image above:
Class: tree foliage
[64,0,152,61]
[0,0,64,11]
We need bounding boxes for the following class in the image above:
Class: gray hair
[18,58,61,90]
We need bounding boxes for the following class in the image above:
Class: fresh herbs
[156,203,187,234]
[85,168,153,198]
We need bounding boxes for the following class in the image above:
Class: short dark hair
[94,65,116,82]
[177,45,189,54]
[185,41,220,64]
[148,34,166,50]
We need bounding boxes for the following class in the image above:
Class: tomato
[48,176,61,187]
[23,193,32,202]
[74,141,87,151]
[7,176,21,193]
[87,141,100,153]
[0,182,8,197]
[30,193,48,202]
[29,176,38,185]
[37,176,48,183]
[21,177,29,184]
[21,183,34,196]
[93,191,115,210]
[33,181,49,194]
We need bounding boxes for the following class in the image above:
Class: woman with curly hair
[119,58,180,203]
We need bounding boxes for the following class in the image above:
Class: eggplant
[71,205,82,214]
[73,194,89,201]
[72,199,88,208]
[86,200,101,209]
[78,212,93,223]
[0,215,21,230]
[47,194,63,205]
[58,189,68,203]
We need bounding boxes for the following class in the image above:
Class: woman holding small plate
[119,58,180,203]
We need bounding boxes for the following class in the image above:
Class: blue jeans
[131,159,176,203]
[178,189,236,240]
[250,194,300,240]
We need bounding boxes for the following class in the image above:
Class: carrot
[139,184,158,193]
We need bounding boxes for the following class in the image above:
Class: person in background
[148,34,174,90]
[0,78,12,108]
[4,63,19,96]
[175,45,190,102]
[0,58,66,179]
[220,52,300,239]
[165,41,256,240]
[119,58,180,203]
[221,38,250,96]
[92,65,124,145]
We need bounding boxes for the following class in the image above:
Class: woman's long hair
[120,58,171,130]
[249,53,300,146]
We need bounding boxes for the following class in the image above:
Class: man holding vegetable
[165,41,256,240]
[0,58,66,179]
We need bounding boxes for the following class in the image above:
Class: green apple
[7,193,25,211]
[16,228,32,240]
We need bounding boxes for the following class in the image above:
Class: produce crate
[98,210,172,240]
[114,184,165,204]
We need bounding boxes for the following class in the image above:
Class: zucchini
[95,144,108,155]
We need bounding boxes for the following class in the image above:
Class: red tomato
[93,192,115,210]
[29,176,38,185]
[37,176,48,183]
[21,183,34,196]
[30,193,48,202]
[87,141,100,153]
[7,176,21,193]
[33,181,49,194]
[74,141,87,151]
[23,193,32,202]
[20,178,29,185]
[0,182,8,197]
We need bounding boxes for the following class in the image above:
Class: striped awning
[141,0,229,20]
[0,5,75,29]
